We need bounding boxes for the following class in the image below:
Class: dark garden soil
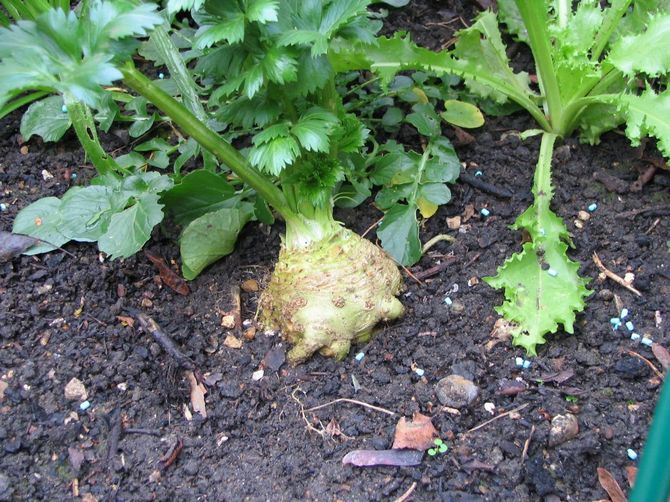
[2,2,670,501]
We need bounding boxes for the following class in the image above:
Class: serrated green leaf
[20,95,71,142]
[194,12,245,49]
[180,205,253,280]
[161,169,238,225]
[484,236,590,355]
[291,108,338,152]
[98,193,165,259]
[12,196,68,254]
[247,0,279,24]
[440,99,484,129]
[608,13,670,77]
[260,47,298,84]
[497,0,528,43]
[377,202,421,266]
[167,0,205,14]
[619,88,670,158]
[248,135,300,175]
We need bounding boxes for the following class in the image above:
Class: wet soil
[1,2,670,501]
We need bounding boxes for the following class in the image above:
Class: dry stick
[460,170,513,198]
[401,264,424,286]
[645,218,661,235]
[592,253,642,297]
[465,403,529,434]
[616,204,670,219]
[521,424,536,463]
[306,398,397,416]
[393,482,418,502]
[361,217,383,238]
[291,388,328,437]
[132,310,196,371]
[230,284,242,331]
[124,428,162,437]
[105,408,122,469]
[626,349,664,379]
[413,256,458,281]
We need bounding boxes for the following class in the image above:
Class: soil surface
[1,2,670,501]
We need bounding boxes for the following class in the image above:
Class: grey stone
[435,375,479,408]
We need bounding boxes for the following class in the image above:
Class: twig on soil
[631,164,658,192]
[393,482,417,502]
[401,264,424,286]
[626,349,664,379]
[291,388,329,438]
[521,424,536,463]
[465,403,529,434]
[615,204,670,219]
[412,256,458,281]
[645,218,661,235]
[131,310,196,371]
[230,284,242,331]
[306,398,397,416]
[361,217,383,238]
[124,428,162,437]
[459,170,513,199]
[105,408,122,469]
[462,252,482,269]
[159,437,183,469]
[592,253,642,297]
[422,234,456,254]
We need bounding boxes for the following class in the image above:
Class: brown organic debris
[144,250,189,296]
[597,467,627,502]
[185,370,207,418]
[652,343,670,371]
[486,318,514,351]
[0,231,40,261]
[342,449,423,467]
[592,253,642,297]
[159,437,184,469]
[223,335,243,349]
[241,279,259,292]
[392,412,438,451]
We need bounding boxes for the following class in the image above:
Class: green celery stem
[629,375,670,502]
[120,63,293,222]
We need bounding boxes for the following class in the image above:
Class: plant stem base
[259,228,404,364]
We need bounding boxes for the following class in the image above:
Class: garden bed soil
[1,2,670,501]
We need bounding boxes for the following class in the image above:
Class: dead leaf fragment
[241,279,259,292]
[597,467,627,502]
[68,446,85,474]
[652,343,670,371]
[144,250,189,295]
[185,370,207,418]
[223,335,242,349]
[486,318,514,351]
[0,231,40,262]
[148,469,161,483]
[0,380,7,401]
[392,412,438,451]
[243,326,257,341]
[625,466,638,487]
[116,316,135,328]
[446,216,461,230]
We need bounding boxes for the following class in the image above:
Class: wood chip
[597,467,627,502]
[223,335,242,349]
[185,370,207,418]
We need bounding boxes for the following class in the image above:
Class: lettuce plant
[332,0,670,353]
[0,0,467,363]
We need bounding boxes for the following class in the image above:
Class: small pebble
[625,321,634,331]
[355,352,365,362]
[627,449,638,460]
[480,208,490,217]
[515,357,524,367]
[547,268,558,277]
[587,203,598,212]
[79,400,91,411]
[630,333,641,341]
[474,171,483,177]
[522,359,531,369]
[435,374,480,409]
[620,308,629,319]
[0,203,7,212]
[484,402,496,414]
[641,337,653,347]
[414,368,425,377]
[444,297,453,306]
[577,210,591,221]
[251,369,264,381]
[549,414,579,447]
[61,105,68,113]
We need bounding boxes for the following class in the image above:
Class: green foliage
[20,96,71,142]
[484,134,590,355]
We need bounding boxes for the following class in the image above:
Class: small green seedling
[427,438,448,456]
[565,395,578,404]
